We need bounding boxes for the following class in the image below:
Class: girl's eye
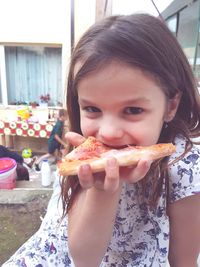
[83,106,101,113]
[124,107,144,115]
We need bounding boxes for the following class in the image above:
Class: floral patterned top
[3,136,200,267]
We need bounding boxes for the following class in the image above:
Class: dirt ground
[0,193,52,265]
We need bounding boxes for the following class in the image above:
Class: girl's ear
[165,92,182,122]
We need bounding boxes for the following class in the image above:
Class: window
[166,15,177,35]
[177,1,199,66]
[5,46,62,106]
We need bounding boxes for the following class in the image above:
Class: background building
[0,0,199,107]
[162,0,200,80]
[0,0,97,107]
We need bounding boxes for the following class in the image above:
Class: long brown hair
[61,13,200,216]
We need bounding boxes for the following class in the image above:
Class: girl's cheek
[80,119,97,137]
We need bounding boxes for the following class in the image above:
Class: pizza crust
[58,140,176,176]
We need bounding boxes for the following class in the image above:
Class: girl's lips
[94,137,136,149]
[102,143,134,149]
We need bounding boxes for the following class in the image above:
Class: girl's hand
[65,131,86,147]
[78,157,120,193]
[119,158,152,183]
[78,157,152,193]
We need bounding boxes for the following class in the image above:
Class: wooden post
[96,0,112,21]
[0,135,6,146]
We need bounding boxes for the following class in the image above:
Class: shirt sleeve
[168,138,200,203]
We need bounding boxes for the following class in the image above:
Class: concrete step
[0,187,53,204]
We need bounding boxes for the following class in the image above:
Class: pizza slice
[58,136,176,176]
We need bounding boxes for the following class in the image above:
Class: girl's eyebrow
[78,99,94,105]
[119,98,151,105]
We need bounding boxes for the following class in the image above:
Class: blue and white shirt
[3,136,200,267]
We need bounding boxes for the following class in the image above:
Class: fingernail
[80,164,90,174]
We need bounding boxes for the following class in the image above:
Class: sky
[112,0,174,16]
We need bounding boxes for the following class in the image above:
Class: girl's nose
[98,120,123,141]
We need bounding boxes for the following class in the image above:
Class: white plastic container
[41,159,51,187]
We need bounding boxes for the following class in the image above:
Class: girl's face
[77,62,179,147]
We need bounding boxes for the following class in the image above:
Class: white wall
[0,0,96,45]
[0,0,70,44]
[0,0,72,104]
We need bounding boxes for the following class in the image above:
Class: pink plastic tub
[0,158,17,189]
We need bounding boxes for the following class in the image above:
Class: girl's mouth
[103,143,134,150]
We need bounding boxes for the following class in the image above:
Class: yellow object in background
[17,106,31,121]
[22,148,32,158]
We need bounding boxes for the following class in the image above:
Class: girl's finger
[104,158,120,192]
[121,159,152,183]
[93,173,105,190]
[78,164,94,189]
[65,132,86,147]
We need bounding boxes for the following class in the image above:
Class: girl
[3,13,200,267]
[63,13,200,266]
